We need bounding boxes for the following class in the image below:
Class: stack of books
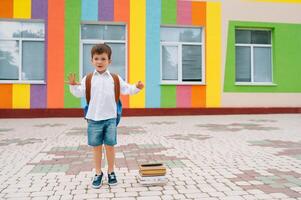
[138,163,167,185]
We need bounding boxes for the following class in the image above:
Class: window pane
[83,44,95,77]
[81,24,104,39]
[22,41,45,80]
[0,41,19,80]
[83,44,126,80]
[252,30,271,44]
[161,27,202,43]
[235,30,251,44]
[162,45,178,80]
[104,25,125,40]
[182,45,202,82]
[21,22,45,38]
[236,46,251,82]
[107,43,126,79]
[0,21,21,38]
[254,47,272,82]
[161,28,178,42]
[179,28,201,43]
[81,24,125,40]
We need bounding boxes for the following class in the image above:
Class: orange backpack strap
[85,73,93,104]
[110,73,120,103]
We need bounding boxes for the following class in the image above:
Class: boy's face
[91,53,111,73]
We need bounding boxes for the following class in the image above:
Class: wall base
[0,107,300,118]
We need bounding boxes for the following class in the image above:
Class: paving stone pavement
[0,114,301,200]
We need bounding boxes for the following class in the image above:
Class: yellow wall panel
[129,0,146,108]
[13,84,30,108]
[206,2,222,107]
[13,0,31,19]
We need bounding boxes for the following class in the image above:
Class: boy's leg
[93,145,103,175]
[103,118,117,173]
[105,145,115,173]
[105,144,118,186]
[103,118,118,186]
[87,119,105,175]
[87,119,106,188]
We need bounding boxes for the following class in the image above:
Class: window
[0,20,45,83]
[160,26,204,84]
[235,29,272,83]
[80,24,126,80]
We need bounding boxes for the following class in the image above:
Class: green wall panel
[224,21,301,93]
[64,0,82,108]
[161,0,176,25]
[161,85,176,108]
[161,0,177,108]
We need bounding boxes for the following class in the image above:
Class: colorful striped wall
[0,0,222,109]
[0,0,47,109]
[159,0,221,108]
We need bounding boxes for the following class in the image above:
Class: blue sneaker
[108,172,118,186]
[91,172,103,189]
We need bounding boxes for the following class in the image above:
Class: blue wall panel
[146,0,161,108]
[81,0,98,21]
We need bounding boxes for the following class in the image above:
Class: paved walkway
[0,114,301,200]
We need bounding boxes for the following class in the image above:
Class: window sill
[235,82,277,86]
[0,81,46,84]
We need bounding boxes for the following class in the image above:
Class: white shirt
[69,70,140,121]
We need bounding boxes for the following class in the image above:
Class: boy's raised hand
[136,81,144,90]
[66,73,81,85]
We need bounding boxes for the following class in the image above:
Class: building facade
[0,0,300,113]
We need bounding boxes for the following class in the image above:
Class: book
[138,175,167,185]
[140,163,164,167]
[138,175,166,181]
[139,170,166,176]
[138,163,167,185]
[139,163,166,172]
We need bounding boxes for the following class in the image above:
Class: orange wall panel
[191,85,206,107]
[0,0,13,18]
[0,84,12,108]
[192,1,206,26]
[47,0,65,108]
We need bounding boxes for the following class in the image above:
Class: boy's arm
[118,75,141,95]
[69,76,86,98]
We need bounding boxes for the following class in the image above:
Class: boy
[66,43,144,188]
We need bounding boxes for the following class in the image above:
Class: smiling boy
[66,43,144,188]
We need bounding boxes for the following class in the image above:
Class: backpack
[84,72,122,126]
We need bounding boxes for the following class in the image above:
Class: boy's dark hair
[91,43,112,59]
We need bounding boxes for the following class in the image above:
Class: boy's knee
[93,145,103,150]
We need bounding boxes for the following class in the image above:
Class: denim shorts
[87,118,117,146]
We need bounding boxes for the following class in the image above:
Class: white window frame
[80,22,128,81]
[235,28,275,86]
[160,25,205,85]
[0,19,45,84]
